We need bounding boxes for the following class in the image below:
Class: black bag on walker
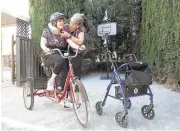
[125,70,152,86]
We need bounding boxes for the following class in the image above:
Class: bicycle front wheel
[71,79,90,128]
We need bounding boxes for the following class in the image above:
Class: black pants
[66,53,83,92]
[71,53,83,80]
[44,53,68,87]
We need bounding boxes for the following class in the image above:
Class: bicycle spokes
[71,79,90,128]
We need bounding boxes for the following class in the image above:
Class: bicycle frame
[33,47,79,103]
[56,58,76,102]
[23,46,90,128]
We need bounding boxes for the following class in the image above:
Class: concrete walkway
[1,73,180,130]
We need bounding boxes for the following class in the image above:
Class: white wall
[1,26,16,55]
[0,0,29,18]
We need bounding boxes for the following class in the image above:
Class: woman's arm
[66,39,86,51]
[60,31,84,46]
[66,39,80,50]
[40,37,50,53]
[49,22,84,45]
[69,32,84,46]
[48,23,59,35]
[41,29,58,50]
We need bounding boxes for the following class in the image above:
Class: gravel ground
[1,72,180,130]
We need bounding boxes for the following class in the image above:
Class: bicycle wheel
[71,79,90,128]
[23,78,34,110]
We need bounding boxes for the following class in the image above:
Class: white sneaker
[57,86,63,92]
[64,98,73,108]
[47,80,54,90]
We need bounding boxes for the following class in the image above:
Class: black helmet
[50,12,65,24]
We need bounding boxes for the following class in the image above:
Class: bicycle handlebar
[50,46,79,59]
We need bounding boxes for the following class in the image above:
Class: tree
[29,0,141,60]
[140,0,180,90]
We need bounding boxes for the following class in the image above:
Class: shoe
[47,79,54,90]
[57,86,63,92]
[66,95,72,103]
[64,98,73,108]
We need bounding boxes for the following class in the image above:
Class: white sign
[97,22,117,36]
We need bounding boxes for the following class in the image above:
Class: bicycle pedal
[63,101,73,108]
[38,94,45,97]
[45,90,54,93]
[76,103,81,109]
[64,105,71,108]
[45,90,55,97]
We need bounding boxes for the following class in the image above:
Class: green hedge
[29,0,86,54]
[140,0,180,87]
[29,0,142,59]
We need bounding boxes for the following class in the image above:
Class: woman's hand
[48,23,60,35]
[79,45,86,51]
[59,31,71,38]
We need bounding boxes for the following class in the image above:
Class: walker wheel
[95,101,103,115]
[115,111,128,128]
[141,105,155,120]
[123,98,131,109]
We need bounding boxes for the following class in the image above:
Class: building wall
[1,26,16,55]
[1,25,16,67]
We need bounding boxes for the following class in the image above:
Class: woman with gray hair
[48,13,86,80]
[41,12,84,92]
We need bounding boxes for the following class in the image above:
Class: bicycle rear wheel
[71,79,90,128]
[23,77,34,110]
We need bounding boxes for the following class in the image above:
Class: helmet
[50,12,65,24]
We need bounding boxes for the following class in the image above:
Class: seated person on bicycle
[48,13,86,80]
[40,12,83,91]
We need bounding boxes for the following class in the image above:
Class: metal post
[16,37,21,87]
[11,34,15,84]
[106,43,109,79]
